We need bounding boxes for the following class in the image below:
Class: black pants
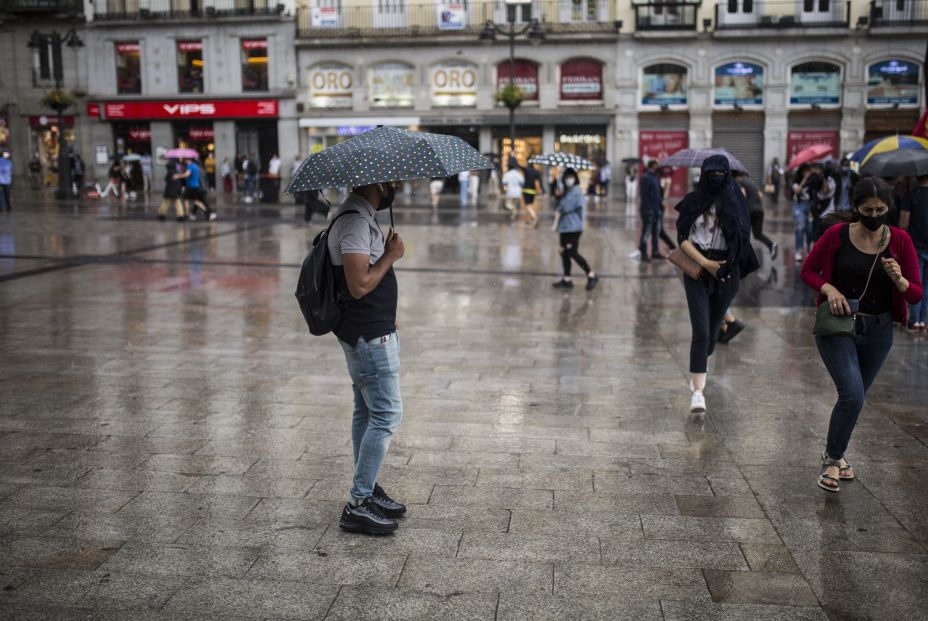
[658,206,676,250]
[771,180,780,203]
[559,232,592,277]
[683,266,741,373]
[749,210,774,253]
[639,209,660,256]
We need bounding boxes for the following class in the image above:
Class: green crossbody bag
[812,226,885,337]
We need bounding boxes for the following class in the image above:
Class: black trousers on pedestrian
[639,210,660,257]
[658,206,676,251]
[749,210,774,253]
[683,263,741,373]
[771,180,780,203]
[559,232,592,277]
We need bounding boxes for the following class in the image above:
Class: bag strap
[858,225,888,303]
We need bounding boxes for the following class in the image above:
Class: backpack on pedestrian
[295,210,358,336]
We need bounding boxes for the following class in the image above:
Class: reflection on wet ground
[1,190,926,619]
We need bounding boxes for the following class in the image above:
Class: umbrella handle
[390,204,394,230]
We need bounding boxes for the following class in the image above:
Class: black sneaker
[585,275,599,291]
[552,279,574,289]
[372,483,406,518]
[339,498,398,535]
[718,319,745,345]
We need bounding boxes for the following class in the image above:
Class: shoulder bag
[668,211,721,281]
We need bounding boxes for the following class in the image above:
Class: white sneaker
[794,251,803,262]
[629,250,641,259]
[208,213,217,221]
[690,391,706,414]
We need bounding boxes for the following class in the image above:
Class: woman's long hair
[823,176,895,227]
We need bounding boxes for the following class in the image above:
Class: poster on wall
[641,64,688,106]
[370,63,415,108]
[867,60,920,106]
[309,63,354,108]
[312,6,339,27]
[639,130,688,197]
[786,130,839,164]
[790,62,841,105]
[714,62,764,106]
[560,59,603,101]
[431,62,477,107]
[437,3,466,29]
[497,60,539,101]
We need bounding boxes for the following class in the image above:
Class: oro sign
[309,63,354,108]
[431,61,477,107]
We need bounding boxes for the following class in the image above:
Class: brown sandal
[822,451,854,480]
[818,459,840,493]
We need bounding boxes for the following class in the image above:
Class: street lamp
[27,28,84,200]
[479,0,544,165]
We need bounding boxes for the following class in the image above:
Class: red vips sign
[639,130,689,198]
[103,100,278,120]
[786,130,839,164]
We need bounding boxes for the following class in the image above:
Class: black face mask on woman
[858,212,887,231]
[377,184,395,211]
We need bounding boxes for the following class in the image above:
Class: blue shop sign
[336,126,375,136]
[867,60,920,106]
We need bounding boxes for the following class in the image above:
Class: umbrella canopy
[850,135,928,167]
[621,157,641,165]
[121,153,143,162]
[527,152,593,170]
[860,149,928,178]
[164,148,199,160]
[659,148,748,174]
[787,144,834,170]
[287,126,492,193]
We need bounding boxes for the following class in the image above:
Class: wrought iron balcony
[633,1,701,31]
[297,1,620,38]
[5,0,83,14]
[714,0,850,29]
[868,0,928,25]
[92,0,284,20]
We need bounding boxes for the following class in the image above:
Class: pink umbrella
[787,144,833,170]
[165,148,199,159]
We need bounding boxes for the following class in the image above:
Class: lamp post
[27,28,84,200]
[480,0,544,165]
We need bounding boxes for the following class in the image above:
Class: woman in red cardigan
[801,177,923,492]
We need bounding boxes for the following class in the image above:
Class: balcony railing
[869,0,928,25]
[714,0,850,28]
[297,1,619,38]
[5,0,83,13]
[633,2,701,31]
[93,0,283,20]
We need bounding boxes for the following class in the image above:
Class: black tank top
[332,265,397,346]
[832,226,893,315]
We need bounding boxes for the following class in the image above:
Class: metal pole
[508,27,516,164]
[52,33,72,201]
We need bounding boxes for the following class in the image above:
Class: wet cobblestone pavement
[1,192,927,620]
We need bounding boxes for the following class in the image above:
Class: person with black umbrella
[900,172,928,332]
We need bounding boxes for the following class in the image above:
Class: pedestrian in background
[552,168,598,291]
[28,154,42,190]
[801,177,923,492]
[157,159,186,221]
[638,160,662,262]
[899,173,928,332]
[221,158,233,194]
[141,153,152,193]
[204,152,217,191]
[70,151,85,199]
[521,163,541,226]
[599,163,611,197]
[676,155,759,414]
[625,164,637,204]
[97,158,123,200]
[457,169,470,207]
[502,161,524,218]
[792,164,813,261]
[179,157,214,220]
[0,151,12,211]
[429,177,444,209]
[734,170,778,260]
[766,158,783,203]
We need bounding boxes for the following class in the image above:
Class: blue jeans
[459,179,469,206]
[908,249,928,324]
[793,200,812,252]
[339,332,403,505]
[815,313,893,460]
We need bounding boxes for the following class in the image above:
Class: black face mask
[377,185,395,211]
[706,172,727,188]
[858,212,887,231]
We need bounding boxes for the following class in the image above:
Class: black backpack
[295,210,358,336]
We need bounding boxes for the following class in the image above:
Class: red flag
[915,109,928,140]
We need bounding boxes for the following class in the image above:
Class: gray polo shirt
[327,193,385,265]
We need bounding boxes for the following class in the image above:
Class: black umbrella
[527,152,593,170]
[286,127,492,194]
[860,149,928,177]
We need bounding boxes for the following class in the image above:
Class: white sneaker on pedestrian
[629,250,641,259]
[208,213,217,221]
[690,391,706,414]
[794,251,803,262]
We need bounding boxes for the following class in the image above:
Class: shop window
[177,40,204,94]
[241,38,269,92]
[115,42,142,95]
[31,43,57,87]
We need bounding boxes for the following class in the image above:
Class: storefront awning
[298,116,420,129]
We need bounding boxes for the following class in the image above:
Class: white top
[689,207,727,251]
[220,162,231,177]
[503,168,524,199]
[458,170,470,182]
[268,157,281,175]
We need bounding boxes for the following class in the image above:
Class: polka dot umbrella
[285,126,493,194]
[528,152,594,170]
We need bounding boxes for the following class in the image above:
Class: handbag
[668,211,721,280]
[763,182,775,194]
[812,226,886,337]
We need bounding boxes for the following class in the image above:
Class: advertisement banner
[867,59,920,106]
[115,42,140,54]
[102,99,278,120]
[312,6,339,26]
[639,130,688,198]
[714,62,764,106]
[641,64,687,106]
[790,64,841,105]
[497,60,539,101]
[370,63,415,108]
[177,41,203,52]
[786,130,839,164]
[437,3,466,29]
[309,63,354,108]
[431,61,477,107]
[560,59,603,101]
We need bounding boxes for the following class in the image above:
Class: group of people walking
[157,157,215,221]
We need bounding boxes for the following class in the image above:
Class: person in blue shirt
[552,168,599,291]
[178,157,214,221]
[0,152,13,211]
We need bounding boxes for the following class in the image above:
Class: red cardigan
[801,224,924,325]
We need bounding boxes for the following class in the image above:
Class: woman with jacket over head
[801,177,923,493]
[552,168,599,291]
[676,155,759,414]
